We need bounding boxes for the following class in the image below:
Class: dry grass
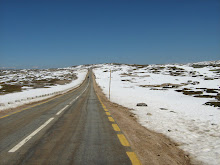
[0,84,22,95]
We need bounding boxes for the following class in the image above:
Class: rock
[136,103,148,106]
[205,102,220,107]
[204,77,214,80]
[191,81,200,85]
[160,108,168,110]
[147,113,152,116]
[130,114,135,117]
[206,89,218,93]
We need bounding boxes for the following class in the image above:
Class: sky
[0,0,220,69]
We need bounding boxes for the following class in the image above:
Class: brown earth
[0,71,89,118]
[0,70,197,165]
[93,73,194,165]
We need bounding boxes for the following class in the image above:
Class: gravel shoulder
[93,73,193,165]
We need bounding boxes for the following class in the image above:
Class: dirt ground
[0,72,195,165]
[93,74,193,165]
[0,72,89,118]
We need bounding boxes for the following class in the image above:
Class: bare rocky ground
[0,70,197,164]
[0,71,88,117]
[93,73,195,165]
[0,67,78,95]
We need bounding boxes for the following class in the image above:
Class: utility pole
[109,68,111,100]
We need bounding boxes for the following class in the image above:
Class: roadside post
[109,67,111,101]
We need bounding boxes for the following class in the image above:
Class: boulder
[136,103,148,106]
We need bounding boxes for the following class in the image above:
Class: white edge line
[56,105,69,115]
[8,79,90,153]
[69,82,89,105]
[9,117,54,153]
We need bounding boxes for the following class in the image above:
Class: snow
[188,60,220,66]
[93,63,220,165]
[0,69,88,111]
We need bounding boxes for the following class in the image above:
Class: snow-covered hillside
[188,60,220,66]
[0,66,88,111]
[93,62,220,165]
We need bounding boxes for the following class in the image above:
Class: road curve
[0,70,140,165]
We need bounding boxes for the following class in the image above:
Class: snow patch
[93,62,220,165]
[0,69,88,111]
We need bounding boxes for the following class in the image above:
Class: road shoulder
[93,74,192,165]
[0,71,89,119]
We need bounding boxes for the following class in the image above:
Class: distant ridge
[188,60,220,66]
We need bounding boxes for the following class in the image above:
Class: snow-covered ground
[93,62,220,165]
[0,67,88,111]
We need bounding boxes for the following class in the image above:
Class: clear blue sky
[1,0,220,69]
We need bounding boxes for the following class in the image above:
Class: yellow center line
[117,134,130,146]
[112,124,120,131]
[0,97,60,119]
[126,152,142,165]
[108,117,115,122]
[105,112,111,116]
[103,108,108,111]
[0,76,90,120]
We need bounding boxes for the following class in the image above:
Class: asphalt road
[0,71,138,165]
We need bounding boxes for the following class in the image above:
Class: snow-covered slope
[93,62,220,165]
[188,60,220,66]
[0,67,88,111]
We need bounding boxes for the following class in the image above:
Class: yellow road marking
[112,124,120,131]
[126,152,142,165]
[117,134,130,146]
[0,75,90,120]
[95,85,141,165]
[106,112,111,116]
[108,117,115,122]
[1,115,9,118]
[0,97,59,119]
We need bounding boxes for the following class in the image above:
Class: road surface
[0,70,140,165]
